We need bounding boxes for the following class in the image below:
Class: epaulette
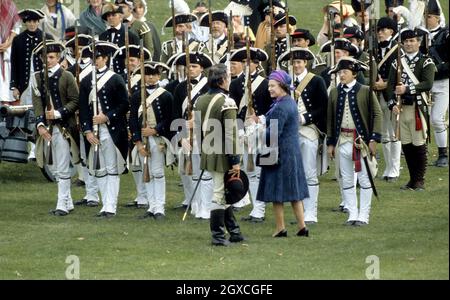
[423,57,435,69]
[221,95,238,112]
[139,22,151,36]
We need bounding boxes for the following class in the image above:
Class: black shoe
[153,213,165,220]
[104,212,116,218]
[296,227,309,237]
[50,209,68,216]
[332,205,344,212]
[305,221,317,225]
[86,201,99,207]
[344,220,356,226]
[95,211,107,217]
[173,204,188,210]
[124,201,138,208]
[74,199,88,206]
[400,182,413,190]
[241,216,264,223]
[354,221,368,226]
[73,179,85,187]
[272,229,287,237]
[138,211,154,219]
[386,176,398,183]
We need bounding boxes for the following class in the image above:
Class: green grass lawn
[1,0,448,280]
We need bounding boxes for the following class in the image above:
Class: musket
[91,37,101,171]
[75,22,80,87]
[339,0,344,37]
[328,7,337,88]
[124,22,132,95]
[361,0,367,51]
[171,0,178,57]
[183,32,193,176]
[285,0,294,96]
[368,1,377,97]
[140,39,151,183]
[245,25,255,173]
[227,10,234,74]
[269,0,276,71]
[394,4,403,140]
[42,22,53,165]
[357,136,379,200]
[208,0,214,60]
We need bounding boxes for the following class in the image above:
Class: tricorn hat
[278,47,315,63]
[384,0,404,8]
[174,52,214,69]
[199,11,229,27]
[18,9,45,22]
[133,61,170,75]
[224,170,249,205]
[328,57,369,74]
[291,28,316,46]
[81,41,120,58]
[65,34,93,49]
[343,26,364,40]
[64,25,91,40]
[273,12,297,28]
[229,47,269,62]
[351,0,373,13]
[164,13,198,28]
[116,44,151,60]
[400,27,429,42]
[427,0,442,16]
[102,3,123,21]
[32,40,65,56]
[377,17,398,32]
[320,38,359,57]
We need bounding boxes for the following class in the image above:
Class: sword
[182,169,205,221]
[357,136,379,200]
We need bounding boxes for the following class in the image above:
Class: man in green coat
[386,28,436,191]
[194,64,245,246]
[31,41,80,216]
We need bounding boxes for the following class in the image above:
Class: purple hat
[268,70,293,88]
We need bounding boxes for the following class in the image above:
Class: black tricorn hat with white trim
[400,27,429,41]
[164,13,198,28]
[273,12,297,28]
[320,38,359,57]
[199,11,229,27]
[18,9,45,22]
[32,40,65,56]
[81,41,120,58]
[229,47,269,62]
[278,47,315,62]
[115,44,151,60]
[65,34,93,49]
[328,57,369,74]
[174,52,214,69]
[133,61,170,75]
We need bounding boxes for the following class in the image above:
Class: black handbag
[256,147,279,167]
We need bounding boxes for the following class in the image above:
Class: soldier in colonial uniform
[229,47,272,222]
[279,47,328,224]
[10,9,52,103]
[99,3,140,79]
[386,28,436,191]
[160,13,200,64]
[115,0,155,60]
[31,41,80,216]
[78,41,129,218]
[290,28,326,75]
[198,11,230,64]
[373,16,402,182]
[194,63,245,246]
[172,52,213,220]
[263,12,297,75]
[327,57,383,226]
[426,0,449,167]
[129,61,174,220]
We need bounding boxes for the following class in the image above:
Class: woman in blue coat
[253,70,310,238]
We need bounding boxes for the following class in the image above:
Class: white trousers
[379,94,401,178]
[339,142,373,223]
[241,148,264,218]
[299,136,319,222]
[45,126,72,212]
[79,132,99,202]
[96,125,120,214]
[431,79,449,148]
[138,136,166,215]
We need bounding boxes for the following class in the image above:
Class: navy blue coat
[256,96,309,203]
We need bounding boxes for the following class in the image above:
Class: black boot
[224,206,245,243]
[412,144,427,190]
[210,209,230,246]
[434,147,448,167]
[401,144,414,190]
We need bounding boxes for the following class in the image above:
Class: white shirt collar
[49,64,60,75]
[214,33,226,44]
[108,24,122,30]
[295,68,308,83]
[406,51,419,61]
[97,66,108,73]
[343,79,357,91]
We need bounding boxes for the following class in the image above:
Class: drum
[1,129,29,163]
